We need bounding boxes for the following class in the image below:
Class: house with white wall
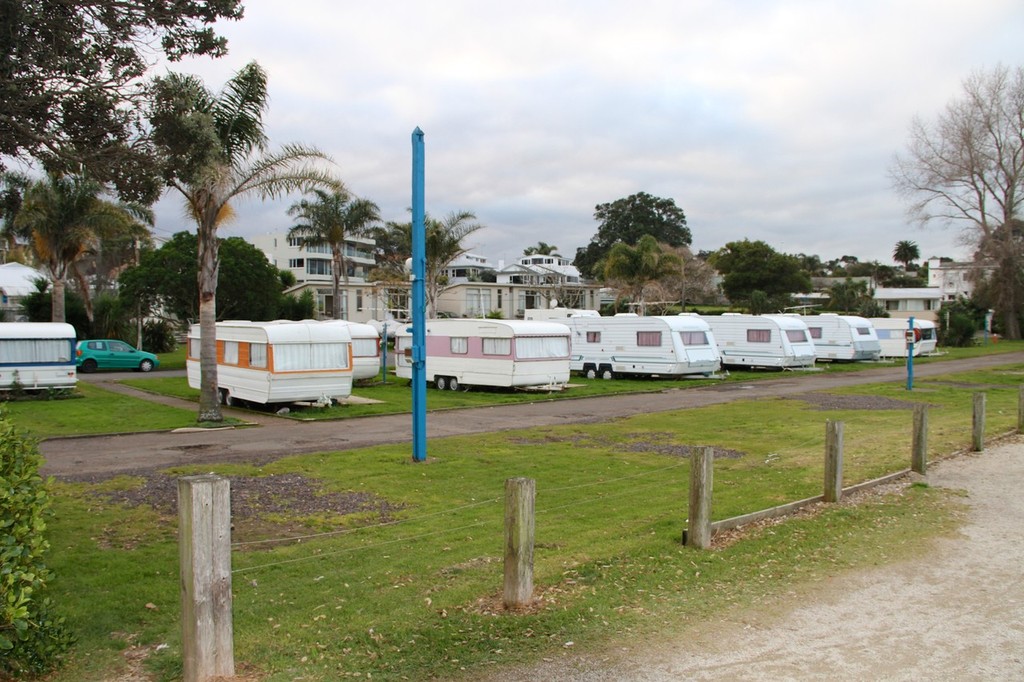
[872,287,943,322]
[926,257,992,302]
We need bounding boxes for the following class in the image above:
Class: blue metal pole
[906,315,915,391]
[411,128,427,462]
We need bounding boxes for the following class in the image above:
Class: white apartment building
[926,257,993,302]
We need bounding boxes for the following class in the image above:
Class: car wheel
[448,377,459,391]
[139,359,154,372]
[435,376,447,390]
[81,359,98,373]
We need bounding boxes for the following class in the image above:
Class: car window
[88,341,105,350]
[109,341,131,352]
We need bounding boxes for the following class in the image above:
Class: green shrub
[0,415,74,676]
[142,319,178,354]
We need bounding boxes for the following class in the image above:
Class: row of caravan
[181,313,939,404]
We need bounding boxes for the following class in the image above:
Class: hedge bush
[0,414,74,677]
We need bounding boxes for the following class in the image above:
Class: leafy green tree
[288,190,381,319]
[892,240,920,269]
[119,232,294,324]
[828,278,871,312]
[602,235,682,314]
[709,239,811,306]
[19,279,90,334]
[150,61,340,422]
[1,1,243,202]
[13,172,151,322]
[575,192,691,279]
[892,64,1024,339]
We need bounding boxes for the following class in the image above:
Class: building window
[747,329,771,343]
[356,289,363,312]
[586,331,601,343]
[637,331,662,347]
[289,258,304,268]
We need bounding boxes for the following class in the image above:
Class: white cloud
[153,0,1024,265]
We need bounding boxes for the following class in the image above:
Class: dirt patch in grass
[90,473,406,543]
[508,432,746,460]
[797,392,936,411]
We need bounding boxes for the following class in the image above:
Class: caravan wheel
[599,365,614,380]
[435,376,447,390]
[448,377,460,391]
[584,365,597,380]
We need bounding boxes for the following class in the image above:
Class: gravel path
[487,438,1024,681]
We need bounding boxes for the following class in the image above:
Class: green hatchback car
[76,339,160,373]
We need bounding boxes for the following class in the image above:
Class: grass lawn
[31,356,1023,681]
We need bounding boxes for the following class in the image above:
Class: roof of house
[0,262,44,298]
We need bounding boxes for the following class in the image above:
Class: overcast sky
[153,0,1024,267]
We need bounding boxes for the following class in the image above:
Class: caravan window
[483,338,511,355]
[515,336,569,359]
[856,326,871,336]
[249,343,267,368]
[586,331,601,343]
[637,331,662,347]
[188,338,200,359]
[747,329,771,343]
[679,331,708,346]
[223,341,239,365]
[0,338,72,364]
[274,342,350,371]
[450,337,469,354]
[808,327,823,339]
[785,330,808,343]
[352,338,378,358]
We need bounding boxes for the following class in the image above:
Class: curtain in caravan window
[482,337,511,355]
[189,338,201,359]
[808,327,823,339]
[0,339,70,364]
[679,331,708,346]
[785,329,807,343]
[747,329,771,343]
[274,343,349,370]
[450,337,469,354]
[352,338,378,358]
[249,343,267,368]
[515,336,569,359]
[637,331,662,347]
[223,341,239,365]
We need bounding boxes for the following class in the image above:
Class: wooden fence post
[1018,385,1024,434]
[178,475,234,682]
[824,420,844,503]
[972,393,986,452]
[686,446,714,549]
[912,404,928,474]
[503,477,535,609]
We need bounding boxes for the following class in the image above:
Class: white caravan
[702,314,817,369]
[394,318,571,390]
[870,318,939,358]
[187,320,353,406]
[0,322,77,391]
[797,314,881,361]
[551,313,720,379]
[323,320,381,381]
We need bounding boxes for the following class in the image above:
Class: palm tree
[383,211,483,317]
[14,172,152,322]
[523,241,560,257]
[287,189,381,319]
[151,61,341,422]
[602,235,682,315]
[893,240,920,270]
